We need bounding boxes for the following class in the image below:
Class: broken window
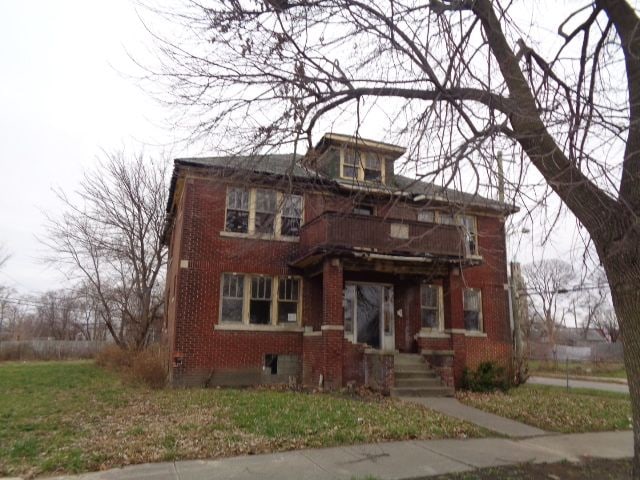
[281,194,303,237]
[221,273,244,322]
[459,215,478,255]
[264,354,278,374]
[364,154,382,182]
[463,289,482,331]
[421,284,440,329]
[250,276,272,324]
[353,204,374,216]
[343,285,355,334]
[254,189,277,234]
[278,277,300,323]
[225,188,249,233]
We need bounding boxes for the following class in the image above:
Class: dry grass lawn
[0,361,484,478]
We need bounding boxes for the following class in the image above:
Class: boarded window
[221,274,244,322]
[250,276,272,324]
[463,289,482,331]
[390,223,409,239]
[254,189,277,234]
[421,285,440,329]
[281,194,303,237]
[225,188,249,233]
[278,277,300,324]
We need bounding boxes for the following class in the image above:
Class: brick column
[444,268,466,387]
[322,257,344,389]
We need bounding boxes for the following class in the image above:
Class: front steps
[391,353,454,397]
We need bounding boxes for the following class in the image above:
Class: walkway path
[528,376,630,394]
[46,431,632,480]
[403,397,548,438]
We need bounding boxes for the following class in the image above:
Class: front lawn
[529,360,627,380]
[457,384,632,433]
[0,361,483,478]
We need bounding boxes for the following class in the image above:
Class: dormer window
[340,149,386,184]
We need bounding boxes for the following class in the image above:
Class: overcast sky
[0,0,581,297]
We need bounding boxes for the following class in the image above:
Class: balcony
[291,211,472,270]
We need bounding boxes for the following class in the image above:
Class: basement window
[264,354,278,374]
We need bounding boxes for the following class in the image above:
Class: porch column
[322,257,344,389]
[444,267,466,387]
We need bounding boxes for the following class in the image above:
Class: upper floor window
[224,187,303,238]
[225,188,250,233]
[459,215,478,255]
[353,204,374,216]
[340,149,386,184]
[439,213,456,226]
[417,210,436,223]
[463,288,482,331]
[421,284,442,330]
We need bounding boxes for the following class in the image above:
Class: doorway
[344,282,394,350]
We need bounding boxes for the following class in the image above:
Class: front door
[344,283,395,351]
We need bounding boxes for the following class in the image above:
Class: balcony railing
[298,211,467,259]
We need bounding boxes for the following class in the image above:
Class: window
[364,154,382,182]
[342,150,359,179]
[281,194,303,237]
[221,273,244,322]
[225,188,250,233]
[250,276,272,324]
[421,284,441,329]
[463,289,482,331]
[353,204,374,216]
[417,210,436,223]
[340,149,386,183]
[343,285,355,334]
[459,215,478,255]
[220,273,302,326]
[224,187,304,238]
[439,213,456,225]
[254,189,277,234]
[278,277,300,323]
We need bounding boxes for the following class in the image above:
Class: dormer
[307,133,406,186]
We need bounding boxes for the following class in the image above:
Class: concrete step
[394,354,426,365]
[395,378,444,388]
[394,365,433,374]
[395,369,437,378]
[391,386,455,398]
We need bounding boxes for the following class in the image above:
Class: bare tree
[145,0,640,472]
[594,307,622,343]
[522,260,575,347]
[577,267,610,338]
[0,243,9,271]
[43,152,168,349]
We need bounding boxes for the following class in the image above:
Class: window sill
[215,323,304,332]
[219,231,299,243]
[416,330,450,339]
[445,329,487,337]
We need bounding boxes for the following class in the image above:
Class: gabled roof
[168,153,517,214]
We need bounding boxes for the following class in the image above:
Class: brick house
[163,133,516,393]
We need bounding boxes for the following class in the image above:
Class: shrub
[462,361,509,392]
[131,345,167,389]
[95,344,133,370]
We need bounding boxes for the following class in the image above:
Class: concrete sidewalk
[45,430,632,480]
[404,397,548,438]
[528,376,630,394]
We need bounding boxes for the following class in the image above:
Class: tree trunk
[601,249,640,477]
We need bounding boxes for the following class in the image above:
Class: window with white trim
[463,289,482,331]
[340,149,386,184]
[459,215,478,255]
[225,188,250,233]
[439,213,456,225]
[281,194,303,237]
[277,277,300,324]
[420,284,442,330]
[250,276,272,324]
[221,273,244,322]
[224,187,304,238]
[254,189,277,234]
[219,273,302,326]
